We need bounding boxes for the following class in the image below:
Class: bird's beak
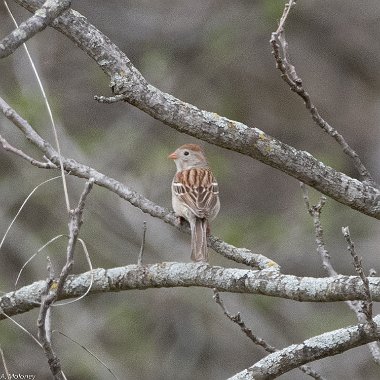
[168,151,177,159]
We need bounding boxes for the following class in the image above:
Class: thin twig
[137,221,147,266]
[56,179,94,295]
[4,0,72,212]
[37,179,94,379]
[213,289,276,352]
[15,234,65,289]
[53,237,94,307]
[271,0,377,187]
[302,183,379,363]
[0,176,63,252]
[14,234,94,306]
[0,309,42,348]
[342,226,374,324]
[53,330,121,380]
[0,133,57,169]
[94,94,127,103]
[300,182,337,276]
[213,289,326,380]
[46,256,56,280]
[37,270,60,378]
[45,256,54,344]
[0,346,10,379]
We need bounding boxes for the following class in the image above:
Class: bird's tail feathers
[191,218,208,262]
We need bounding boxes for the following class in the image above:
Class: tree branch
[270,0,377,187]
[0,133,57,169]
[37,179,93,379]
[342,226,374,324]
[300,183,337,276]
[229,315,380,379]
[37,260,63,379]
[0,0,71,58]
[2,263,380,320]
[302,184,380,364]
[11,0,380,219]
[213,290,325,380]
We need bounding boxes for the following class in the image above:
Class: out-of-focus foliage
[0,1,380,379]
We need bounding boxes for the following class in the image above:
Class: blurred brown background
[1,1,380,379]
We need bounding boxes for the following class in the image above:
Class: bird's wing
[172,168,219,219]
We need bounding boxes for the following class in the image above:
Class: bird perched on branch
[169,144,220,262]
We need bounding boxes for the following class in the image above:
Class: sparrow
[169,144,220,262]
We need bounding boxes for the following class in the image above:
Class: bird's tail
[191,218,208,262]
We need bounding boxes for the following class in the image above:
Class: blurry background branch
[2,262,380,320]
[10,0,380,220]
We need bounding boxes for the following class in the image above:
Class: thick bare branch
[2,263,380,320]
[0,96,279,270]
[0,0,71,58]
[229,315,380,380]
[11,0,380,219]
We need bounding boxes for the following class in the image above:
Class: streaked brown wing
[173,168,219,219]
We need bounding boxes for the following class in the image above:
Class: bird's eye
[184,151,189,156]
